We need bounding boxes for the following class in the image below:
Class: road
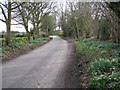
[2,36,72,88]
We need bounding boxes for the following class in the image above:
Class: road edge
[2,38,52,63]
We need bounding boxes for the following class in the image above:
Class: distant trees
[0,1,56,45]
[30,2,53,39]
[59,2,120,43]
[40,14,56,35]
[13,2,54,40]
[99,19,110,40]
[1,1,119,45]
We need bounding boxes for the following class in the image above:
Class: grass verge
[75,38,120,88]
[1,37,52,62]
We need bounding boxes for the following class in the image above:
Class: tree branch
[0,19,6,23]
[11,23,24,25]
[13,19,24,25]
[0,2,8,9]
[11,2,25,10]
[0,5,7,21]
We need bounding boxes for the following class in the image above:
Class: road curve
[2,36,71,88]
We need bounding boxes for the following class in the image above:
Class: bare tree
[13,2,31,40]
[30,2,54,40]
[0,1,24,45]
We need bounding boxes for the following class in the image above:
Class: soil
[64,40,89,88]
[2,39,51,63]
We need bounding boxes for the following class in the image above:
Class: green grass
[1,37,50,54]
[2,37,29,46]
[75,38,120,88]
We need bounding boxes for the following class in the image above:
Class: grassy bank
[1,37,51,61]
[75,38,120,88]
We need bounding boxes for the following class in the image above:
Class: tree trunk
[6,2,11,46]
[37,29,40,38]
[97,29,100,39]
[26,31,30,41]
[33,23,36,40]
[33,31,36,40]
[73,26,76,39]
[118,19,120,43]
[118,30,120,43]
[46,27,49,36]
[6,21,11,46]
[36,24,39,38]
[24,25,30,41]
[75,20,80,39]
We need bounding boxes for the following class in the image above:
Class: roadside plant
[88,74,109,88]
[100,50,108,58]
[91,58,112,74]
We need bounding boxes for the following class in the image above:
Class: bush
[2,37,49,54]
[75,38,120,88]
[88,74,109,88]
[91,58,112,74]
[109,72,120,82]
[100,50,108,57]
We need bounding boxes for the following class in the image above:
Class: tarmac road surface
[2,36,72,88]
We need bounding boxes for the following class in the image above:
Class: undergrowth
[75,38,120,88]
[1,37,50,60]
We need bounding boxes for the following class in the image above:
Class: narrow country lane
[2,36,72,88]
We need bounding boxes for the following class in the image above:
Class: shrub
[75,38,120,88]
[88,74,109,88]
[109,72,120,82]
[100,50,108,57]
[91,58,112,73]
[108,72,120,88]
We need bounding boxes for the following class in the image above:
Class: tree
[40,14,56,35]
[59,2,94,39]
[0,1,24,45]
[59,2,120,43]
[99,19,110,40]
[97,2,120,43]
[59,2,77,38]
[107,2,120,18]
[13,2,31,40]
[30,2,54,40]
[107,2,120,43]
